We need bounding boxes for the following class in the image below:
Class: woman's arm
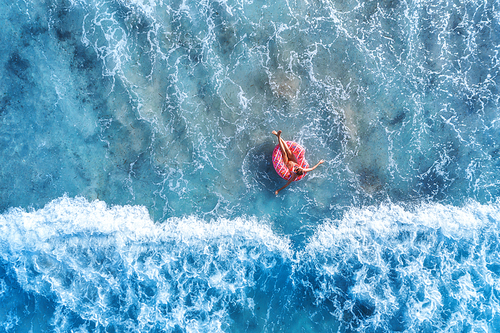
[275,175,296,195]
[303,160,324,173]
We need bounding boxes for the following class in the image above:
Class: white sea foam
[0,196,292,332]
[302,201,500,331]
[2,197,500,331]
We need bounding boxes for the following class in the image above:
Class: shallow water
[1,0,500,331]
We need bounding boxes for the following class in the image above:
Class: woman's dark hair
[296,168,304,176]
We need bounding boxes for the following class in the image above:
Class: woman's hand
[275,177,294,195]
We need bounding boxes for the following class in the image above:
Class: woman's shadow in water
[243,141,283,195]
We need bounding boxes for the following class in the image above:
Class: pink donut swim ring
[272,141,309,181]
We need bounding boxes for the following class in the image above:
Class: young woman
[272,130,324,195]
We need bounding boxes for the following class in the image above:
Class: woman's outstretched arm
[303,160,324,173]
[275,174,297,195]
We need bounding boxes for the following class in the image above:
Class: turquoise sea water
[1,0,500,331]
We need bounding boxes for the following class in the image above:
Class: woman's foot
[272,130,282,137]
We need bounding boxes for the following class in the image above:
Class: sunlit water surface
[1,0,500,331]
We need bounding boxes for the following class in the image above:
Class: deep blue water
[1,0,500,331]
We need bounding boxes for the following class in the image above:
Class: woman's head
[294,166,304,176]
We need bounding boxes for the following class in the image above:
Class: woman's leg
[273,131,289,164]
[273,130,297,163]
